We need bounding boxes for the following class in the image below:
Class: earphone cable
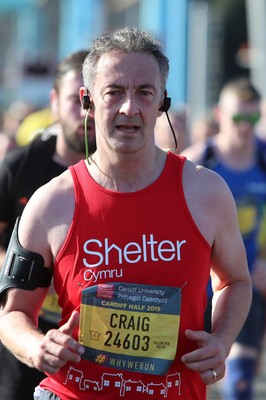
[165,111,178,151]
[84,111,89,161]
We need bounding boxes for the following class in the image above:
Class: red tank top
[41,153,211,399]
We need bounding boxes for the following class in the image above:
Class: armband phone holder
[0,217,53,300]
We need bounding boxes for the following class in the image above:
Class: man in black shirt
[0,50,96,400]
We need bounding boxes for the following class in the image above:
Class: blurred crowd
[1,81,257,160]
[0,100,53,157]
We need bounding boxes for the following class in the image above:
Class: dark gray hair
[83,27,169,95]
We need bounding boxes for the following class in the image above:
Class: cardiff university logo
[97,284,115,299]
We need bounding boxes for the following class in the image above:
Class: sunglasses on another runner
[232,112,261,125]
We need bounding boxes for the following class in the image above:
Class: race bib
[79,282,181,375]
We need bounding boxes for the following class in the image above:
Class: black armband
[0,218,53,300]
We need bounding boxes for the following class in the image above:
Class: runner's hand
[181,329,226,384]
[29,310,85,374]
